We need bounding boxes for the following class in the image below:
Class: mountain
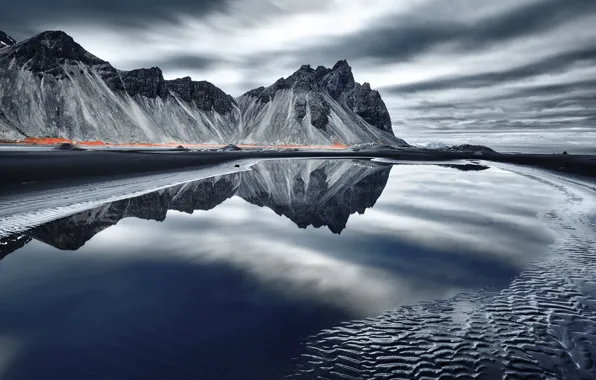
[0,29,407,146]
[238,62,406,146]
[0,31,239,144]
[4,160,391,253]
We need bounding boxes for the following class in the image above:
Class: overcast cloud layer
[3,0,595,152]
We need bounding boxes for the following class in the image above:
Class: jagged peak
[331,59,351,71]
[315,65,331,81]
[24,30,81,50]
[0,31,16,48]
[242,86,266,98]
[34,30,71,41]
[10,29,107,71]
[126,66,163,75]
[171,75,192,83]
[319,59,355,99]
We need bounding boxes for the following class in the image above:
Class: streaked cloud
[2,0,594,151]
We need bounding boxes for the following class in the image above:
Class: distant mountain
[8,160,391,252]
[0,29,407,146]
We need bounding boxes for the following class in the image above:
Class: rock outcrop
[167,77,236,114]
[120,67,168,99]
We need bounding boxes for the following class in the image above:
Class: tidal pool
[0,159,594,379]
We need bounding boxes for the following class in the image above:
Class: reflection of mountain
[29,176,239,250]
[238,160,390,233]
[6,160,391,253]
[0,234,32,260]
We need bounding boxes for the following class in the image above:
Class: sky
[2,0,596,152]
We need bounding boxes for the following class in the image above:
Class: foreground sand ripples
[292,171,596,379]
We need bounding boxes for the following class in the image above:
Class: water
[0,159,595,379]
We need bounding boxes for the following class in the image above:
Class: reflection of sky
[0,161,560,379]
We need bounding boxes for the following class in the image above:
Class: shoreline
[0,148,594,189]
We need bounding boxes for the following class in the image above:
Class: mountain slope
[0,31,239,144]
[0,30,407,146]
[237,61,407,146]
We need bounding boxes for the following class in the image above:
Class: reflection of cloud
[90,205,452,317]
[83,163,558,316]
[0,336,24,379]
[2,162,560,328]
[176,233,413,316]
[348,165,558,263]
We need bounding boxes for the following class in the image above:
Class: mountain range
[0,30,407,146]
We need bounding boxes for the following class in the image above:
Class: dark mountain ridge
[0,29,406,146]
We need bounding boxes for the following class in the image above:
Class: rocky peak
[120,67,167,99]
[167,77,236,114]
[331,59,351,71]
[315,65,331,81]
[242,86,266,98]
[320,59,356,99]
[239,59,395,136]
[286,64,318,93]
[6,30,106,75]
[0,31,16,48]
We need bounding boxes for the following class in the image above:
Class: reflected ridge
[5,159,392,254]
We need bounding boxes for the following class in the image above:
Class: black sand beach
[1,148,594,189]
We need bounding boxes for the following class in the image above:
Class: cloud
[0,0,226,39]
[383,47,596,94]
[145,54,220,72]
[2,0,594,151]
[270,0,596,66]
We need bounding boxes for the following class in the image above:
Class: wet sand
[0,148,594,189]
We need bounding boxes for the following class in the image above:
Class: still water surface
[0,159,574,379]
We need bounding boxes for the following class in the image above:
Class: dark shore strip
[0,149,594,190]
